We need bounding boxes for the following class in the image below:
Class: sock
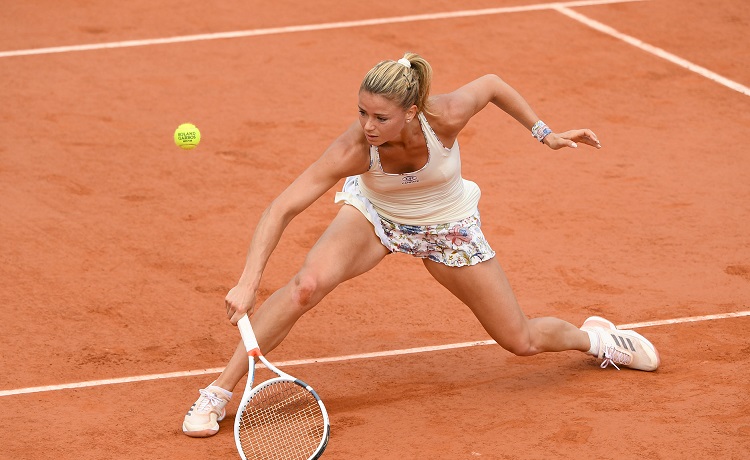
[586,330,599,356]
[208,383,233,399]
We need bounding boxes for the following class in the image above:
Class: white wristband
[531,120,552,143]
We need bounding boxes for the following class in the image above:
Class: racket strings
[238,381,326,460]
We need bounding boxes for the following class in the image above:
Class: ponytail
[360,52,433,113]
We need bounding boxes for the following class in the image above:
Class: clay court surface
[1,0,749,458]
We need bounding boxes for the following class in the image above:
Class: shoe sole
[182,423,219,438]
[182,408,225,438]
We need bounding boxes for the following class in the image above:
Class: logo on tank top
[401,175,419,185]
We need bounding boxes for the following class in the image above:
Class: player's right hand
[225,284,257,325]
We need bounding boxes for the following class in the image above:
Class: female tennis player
[183,52,660,437]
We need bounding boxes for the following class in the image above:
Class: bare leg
[214,205,390,391]
[422,257,590,356]
[215,340,251,391]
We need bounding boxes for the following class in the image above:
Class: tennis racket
[234,315,330,460]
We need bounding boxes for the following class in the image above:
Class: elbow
[484,73,505,85]
[266,197,298,227]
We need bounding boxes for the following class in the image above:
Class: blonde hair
[359,52,432,113]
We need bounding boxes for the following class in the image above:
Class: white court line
[553,6,750,96]
[617,310,750,329]
[1,310,747,398]
[2,1,744,98]
[0,0,642,58]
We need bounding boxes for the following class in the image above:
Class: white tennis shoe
[581,316,660,371]
[182,381,232,437]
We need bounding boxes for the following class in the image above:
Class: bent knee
[290,273,318,310]
[289,270,338,313]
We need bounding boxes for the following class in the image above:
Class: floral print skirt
[334,176,495,268]
[378,213,495,267]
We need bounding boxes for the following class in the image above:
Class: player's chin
[364,133,383,145]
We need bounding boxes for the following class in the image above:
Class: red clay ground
[1,0,749,458]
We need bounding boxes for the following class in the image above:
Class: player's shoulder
[320,121,371,175]
[334,121,370,156]
[423,95,467,136]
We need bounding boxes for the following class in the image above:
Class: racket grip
[237,315,261,356]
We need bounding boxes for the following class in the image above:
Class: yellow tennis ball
[174,123,201,150]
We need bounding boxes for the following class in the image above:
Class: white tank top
[358,112,481,225]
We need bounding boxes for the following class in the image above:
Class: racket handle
[237,315,261,357]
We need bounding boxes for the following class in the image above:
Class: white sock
[208,383,233,399]
[586,330,599,355]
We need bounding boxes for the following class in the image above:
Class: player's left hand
[544,129,601,150]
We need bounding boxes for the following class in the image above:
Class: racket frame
[234,315,330,460]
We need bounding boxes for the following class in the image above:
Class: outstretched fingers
[556,128,602,149]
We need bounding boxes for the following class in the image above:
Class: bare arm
[226,122,369,323]
[435,74,601,150]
